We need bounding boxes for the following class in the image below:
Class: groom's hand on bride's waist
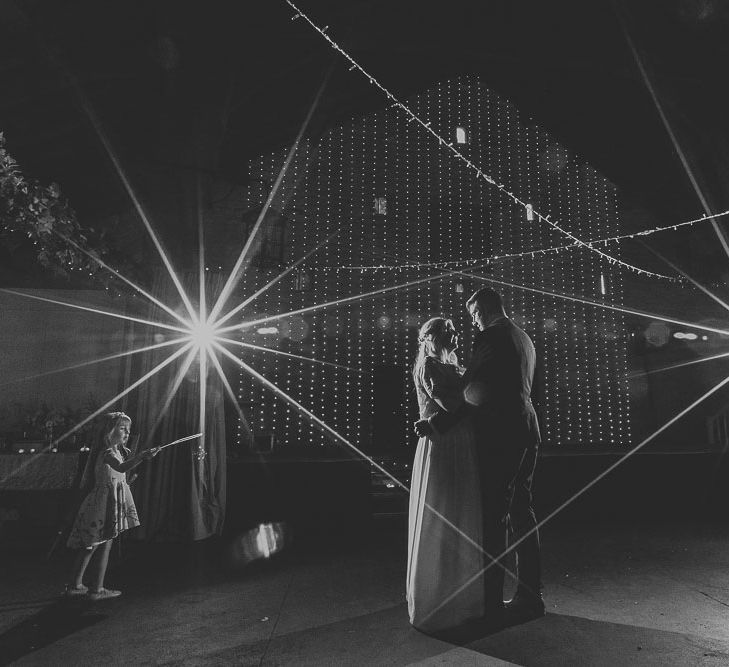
[414,419,434,437]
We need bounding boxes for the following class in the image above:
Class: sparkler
[157,433,204,451]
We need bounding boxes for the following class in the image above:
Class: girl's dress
[407,357,485,633]
[67,446,140,549]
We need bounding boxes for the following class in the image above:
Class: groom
[414,287,544,625]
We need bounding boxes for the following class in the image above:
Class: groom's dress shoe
[504,594,545,624]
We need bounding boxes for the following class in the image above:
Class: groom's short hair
[467,287,505,314]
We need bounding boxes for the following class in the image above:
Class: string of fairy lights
[320,208,729,273]
[284,0,693,284]
[230,4,727,450]
[234,74,634,448]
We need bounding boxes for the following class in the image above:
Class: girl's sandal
[88,588,122,601]
[64,584,88,597]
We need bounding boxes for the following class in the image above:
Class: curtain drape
[128,270,227,541]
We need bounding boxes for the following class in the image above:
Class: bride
[407,317,485,633]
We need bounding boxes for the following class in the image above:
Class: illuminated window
[455,127,469,144]
[374,197,387,215]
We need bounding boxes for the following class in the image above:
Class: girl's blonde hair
[94,411,131,450]
[79,412,132,493]
[412,317,459,383]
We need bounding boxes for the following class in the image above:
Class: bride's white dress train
[407,357,485,633]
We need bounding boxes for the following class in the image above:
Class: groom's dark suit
[429,316,542,610]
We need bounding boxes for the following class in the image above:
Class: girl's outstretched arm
[103,447,160,474]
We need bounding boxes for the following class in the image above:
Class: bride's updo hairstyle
[412,317,458,382]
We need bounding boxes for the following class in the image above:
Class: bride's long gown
[407,357,485,633]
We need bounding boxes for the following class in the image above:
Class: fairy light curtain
[235,77,631,450]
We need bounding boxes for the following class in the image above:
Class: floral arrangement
[0,132,133,289]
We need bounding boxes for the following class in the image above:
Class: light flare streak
[631,350,729,377]
[209,72,331,324]
[639,242,729,314]
[70,89,199,324]
[0,337,187,388]
[0,342,194,486]
[461,272,729,337]
[196,182,210,464]
[214,230,340,329]
[143,346,199,449]
[197,174,208,331]
[52,230,193,328]
[206,345,254,443]
[421,369,729,623]
[214,342,524,588]
[216,263,491,335]
[217,262,729,340]
[215,342,406,487]
[29,30,200,324]
[620,11,729,263]
[217,337,363,374]
[198,344,208,462]
[0,288,190,334]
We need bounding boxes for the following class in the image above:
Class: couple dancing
[407,287,544,635]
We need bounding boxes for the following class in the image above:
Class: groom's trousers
[480,441,542,608]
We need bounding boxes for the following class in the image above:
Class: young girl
[65,411,159,600]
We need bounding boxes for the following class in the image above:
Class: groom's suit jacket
[429,316,540,466]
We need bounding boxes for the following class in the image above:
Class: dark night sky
[1,0,729,284]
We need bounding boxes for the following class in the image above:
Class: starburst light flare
[189,320,221,353]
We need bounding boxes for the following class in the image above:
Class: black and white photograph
[1,1,729,665]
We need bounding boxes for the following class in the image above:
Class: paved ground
[1,517,729,666]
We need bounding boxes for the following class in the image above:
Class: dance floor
[1,516,728,666]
